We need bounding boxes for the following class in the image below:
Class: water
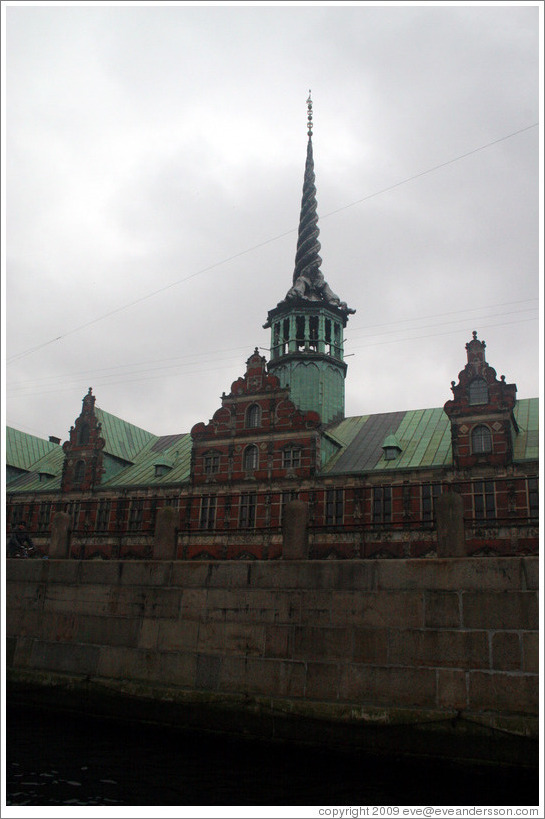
[6,704,539,808]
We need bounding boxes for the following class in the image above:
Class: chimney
[49,436,61,445]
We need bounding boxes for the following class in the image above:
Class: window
[66,502,81,531]
[473,480,496,521]
[421,483,442,525]
[528,478,538,521]
[200,495,217,529]
[282,448,301,470]
[281,490,299,523]
[243,444,258,472]
[37,502,51,532]
[325,488,344,525]
[246,404,261,429]
[96,500,111,532]
[373,486,392,524]
[204,452,220,475]
[74,459,85,485]
[128,499,143,531]
[471,425,492,455]
[239,493,257,528]
[468,378,489,406]
[77,423,90,445]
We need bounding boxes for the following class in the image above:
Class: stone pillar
[153,506,178,560]
[435,491,466,557]
[282,500,308,560]
[49,512,71,558]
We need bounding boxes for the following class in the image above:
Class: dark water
[6,705,539,808]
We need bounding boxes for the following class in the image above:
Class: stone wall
[6,556,539,767]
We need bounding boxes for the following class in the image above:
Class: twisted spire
[292,92,322,284]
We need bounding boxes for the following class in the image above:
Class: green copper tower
[264,93,355,425]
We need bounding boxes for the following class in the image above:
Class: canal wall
[6,556,539,767]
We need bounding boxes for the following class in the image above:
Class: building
[6,98,539,560]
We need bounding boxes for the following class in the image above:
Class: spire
[292,91,322,285]
[277,92,354,317]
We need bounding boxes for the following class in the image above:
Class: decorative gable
[444,332,518,469]
[61,388,106,491]
[190,349,321,485]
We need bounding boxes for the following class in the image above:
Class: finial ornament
[306,90,313,137]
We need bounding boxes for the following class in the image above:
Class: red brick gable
[444,332,518,468]
[61,388,105,491]
[190,349,321,485]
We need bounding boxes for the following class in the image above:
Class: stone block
[491,632,521,671]
[79,561,124,585]
[388,629,489,669]
[143,588,182,619]
[424,592,461,628]
[118,561,172,587]
[436,669,468,709]
[333,591,423,629]
[352,628,389,665]
[469,671,539,715]
[6,581,46,612]
[180,588,208,621]
[97,645,159,682]
[6,560,49,583]
[435,491,465,557]
[170,562,216,588]
[299,590,331,626]
[462,592,538,630]
[153,506,178,560]
[43,560,80,585]
[31,640,100,676]
[138,618,160,650]
[292,626,351,661]
[305,662,340,700]
[339,664,436,707]
[282,500,308,559]
[76,614,142,648]
[158,650,197,687]
[264,626,292,658]
[521,557,539,590]
[522,632,539,673]
[376,558,525,592]
[49,512,71,559]
[196,653,222,690]
[197,622,264,656]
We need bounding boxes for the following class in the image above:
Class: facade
[6,99,539,560]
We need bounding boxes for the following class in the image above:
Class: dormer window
[154,464,172,478]
[243,444,259,471]
[471,425,492,454]
[246,404,261,429]
[468,378,489,406]
[382,434,402,461]
[38,472,54,483]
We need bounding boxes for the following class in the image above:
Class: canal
[5,704,539,808]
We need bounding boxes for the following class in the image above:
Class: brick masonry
[6,556,539,764]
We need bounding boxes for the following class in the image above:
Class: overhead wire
[6,121,538,366]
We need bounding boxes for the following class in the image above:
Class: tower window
[77,423,90,445]
[469,378,489,405]
[471,425,492,454]
[243,444,259,472]
[96,500,111,532]
[246,404,261,428]
[527,478,538,521]
[74,459,85,485]
[309,316,319,349]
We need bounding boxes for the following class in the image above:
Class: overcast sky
[3,2,541,443]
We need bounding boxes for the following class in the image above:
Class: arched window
[74,459,86,485]
[77,423,90,445]
[468,378,489,406]
[471,425,492,455]
[243,444,258,471]
[246,404,261,429]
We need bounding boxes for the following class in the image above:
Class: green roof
[322,398,539,474]
[6,427,62,472]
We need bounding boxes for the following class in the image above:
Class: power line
[7,121,538,365]
[7,300,538,390]
[8,315,538,398]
